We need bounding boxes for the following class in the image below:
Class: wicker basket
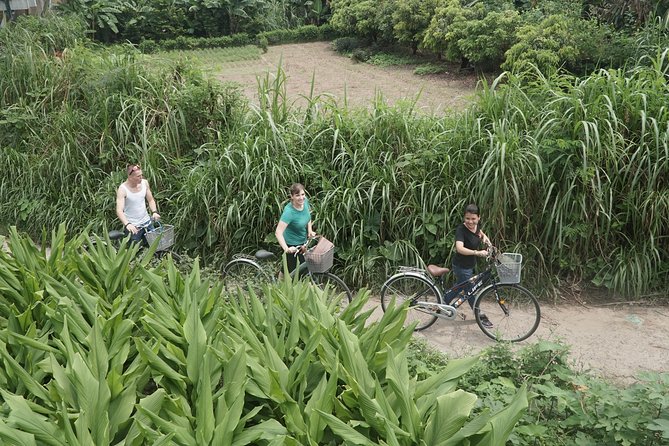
[144,223,175,251]
[304,237,335,273]
[496,252,522,284]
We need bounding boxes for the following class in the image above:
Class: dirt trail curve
[364,296,669,386]
[217,41,478,113]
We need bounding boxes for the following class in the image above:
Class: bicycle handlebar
[289,235,320,256]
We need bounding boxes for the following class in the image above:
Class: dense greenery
[55,0,331,43]
[0,226,528,444]
[1,228,667,444]
[0,15,667,296]
[461,342,669,445]
[331,0,669,74]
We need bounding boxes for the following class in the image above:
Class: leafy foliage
[391,0,439,54]
[502,13,633,74]
[460,342,669,445]
[0,226,528,444]
[421,0,521,69]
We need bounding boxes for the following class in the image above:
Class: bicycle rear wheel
[222,259,269,297]
[474,283,541,342]
[310,272,352,313]
[380,274,441,331]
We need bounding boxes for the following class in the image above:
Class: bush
[503,14,632,74]
[0,227,529,445]
[256,24,333,46]
[351,47,372,62]
[414,63,449,75]
[138,39,158,54]
[143,33,253,52]
[331,36,364,53]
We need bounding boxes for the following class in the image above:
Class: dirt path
[363,296,669,386]
[217,41,478,113]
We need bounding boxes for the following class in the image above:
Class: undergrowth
[409,340,669,445]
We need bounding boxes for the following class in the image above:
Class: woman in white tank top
[115,164,161,243]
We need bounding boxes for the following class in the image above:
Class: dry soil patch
[217,42,478,113]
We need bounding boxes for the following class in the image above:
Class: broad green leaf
[1,390,65,445]
[385,346,421,439]
[0,422,37,446]
[316,410,376,446]
[305,372,338,442]
[0,343,51,402]
[231,419,289,446]
[194,353,215,446]
[477,385,528,445]
[134,339,187,393]
[184,292,208,386]
[423,390,477,445]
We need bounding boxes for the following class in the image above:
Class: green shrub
[331,36,364,53]
[0,226,529,445]
[138,38,158,54]
[367,52,416,67]
[295,24,321,41]
[256,35,269,53]
[414,63,449,75]
[351,47,372,62]
[503,14,631,74]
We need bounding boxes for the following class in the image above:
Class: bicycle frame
[410,266,497,320]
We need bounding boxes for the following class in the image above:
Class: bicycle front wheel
[380,274,441,331]
[474,284,541,342]
[310,272,352,313]
[222,259,269,297]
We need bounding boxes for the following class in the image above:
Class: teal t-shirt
[280,199,311,246]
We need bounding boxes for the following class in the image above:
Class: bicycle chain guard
[414,302,458,320]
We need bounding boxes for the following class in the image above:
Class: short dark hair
[464,203,480,215]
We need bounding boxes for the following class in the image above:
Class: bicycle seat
[109,230,125,241]
[427,264,450,277]
[255,249,276,260]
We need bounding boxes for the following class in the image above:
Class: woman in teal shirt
[275,183,316,273]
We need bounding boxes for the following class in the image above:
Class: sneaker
[480,315,493,329]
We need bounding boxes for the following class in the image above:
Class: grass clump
[367,52,417,67]
[414,63,450,75]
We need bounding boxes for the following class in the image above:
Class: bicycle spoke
[222,260,268,298]
[310,272,352,314]
[381,274,440,331]
[474,284,541,342]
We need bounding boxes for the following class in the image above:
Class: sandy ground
[217,41,479,114]
[363,296,669,386]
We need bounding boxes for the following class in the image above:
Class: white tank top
[122,180,150,225]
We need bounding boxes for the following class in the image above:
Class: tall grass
[0,15,667,296]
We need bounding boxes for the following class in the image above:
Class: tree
[392,0,439,54]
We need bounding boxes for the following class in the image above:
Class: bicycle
[104,220,186,266]
[222,236,353,308]
[380,247,541,342]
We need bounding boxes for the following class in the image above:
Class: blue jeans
[125,220,155,245]
[452,264,475,309]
